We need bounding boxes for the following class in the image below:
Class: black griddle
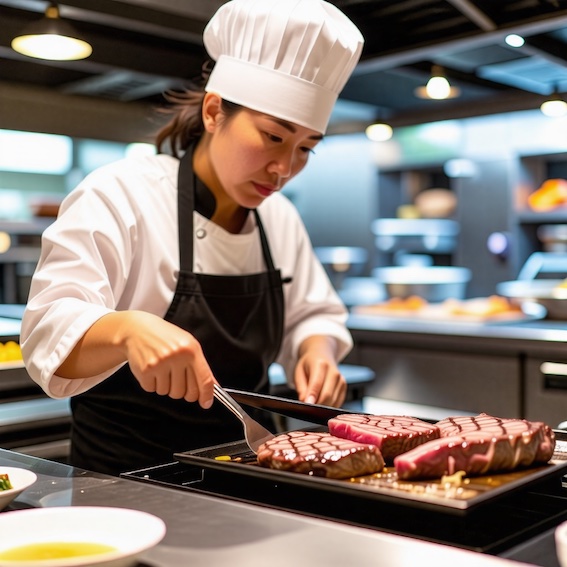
[122,431,567,556]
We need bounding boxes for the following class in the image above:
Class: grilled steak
[437,413,555,463]
[257,430,385,479]
[328,414,440,462]
[394,413,556,480]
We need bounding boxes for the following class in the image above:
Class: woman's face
[204,98,323,209]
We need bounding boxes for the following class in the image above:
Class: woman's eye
[266,133,283,143]
[301,147,316,155]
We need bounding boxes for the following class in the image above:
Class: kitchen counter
[347,313,567,357]
[0,449,554,567]
[346,313,567,426]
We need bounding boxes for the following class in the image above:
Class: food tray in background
[352,297,546,325]
[175,434,567,514]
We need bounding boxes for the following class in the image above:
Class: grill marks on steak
[328,414,440,462]
[394,413,556,480]
[437,414,555,463]
[257,430,385,479]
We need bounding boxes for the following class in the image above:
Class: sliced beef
[257,430,385,479]
[328,414,440,462]
[394,413,556,480]
[436,413,555,463]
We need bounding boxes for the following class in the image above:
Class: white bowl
[0,506,166,567]
[556,520,567,567]
[372,266,471,302]
[0,467,37,511]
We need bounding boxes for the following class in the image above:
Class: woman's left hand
[293,336,346,407]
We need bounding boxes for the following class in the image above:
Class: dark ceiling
[1,0,567,133]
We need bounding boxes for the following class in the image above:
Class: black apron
[70,148,286,475]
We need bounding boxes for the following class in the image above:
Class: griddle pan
[175,433,567,515]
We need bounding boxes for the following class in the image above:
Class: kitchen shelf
[517,211,567,224]
[0,361,24,371]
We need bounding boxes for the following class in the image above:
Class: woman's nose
[268,152,294,179]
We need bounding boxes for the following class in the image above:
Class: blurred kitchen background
[3,0,567,461]
[1,0,567,305]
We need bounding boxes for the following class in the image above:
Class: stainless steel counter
[347,313,567,357]
[346,313,567,426]
[0,316,22,339]
[0,449,545,567]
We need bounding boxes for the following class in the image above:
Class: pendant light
[540,91,567,118]
[365,122,393,142]
[415,65,460,100]
[11,3,92,61]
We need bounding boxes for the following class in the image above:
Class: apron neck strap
[177,147,277,273]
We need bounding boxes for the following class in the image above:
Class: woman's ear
[202,92,223,133]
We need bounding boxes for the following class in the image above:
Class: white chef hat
[203,0,364,134]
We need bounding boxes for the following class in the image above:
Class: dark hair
[155,61,241,157]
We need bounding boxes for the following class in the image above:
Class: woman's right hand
[57,310,215,409]
[122,311,215,408]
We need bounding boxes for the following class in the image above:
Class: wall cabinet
[513,153,567,273]
[375,165,456,269]
[373,152,567,297]
[375,159,516,296]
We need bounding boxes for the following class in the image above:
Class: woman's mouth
[253,182,277,197]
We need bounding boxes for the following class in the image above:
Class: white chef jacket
[21,153,353,399]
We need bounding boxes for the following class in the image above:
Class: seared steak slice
[395,414,556,480]
[257,430,385,479]
[437,413,555,463]
[328,414,440,462]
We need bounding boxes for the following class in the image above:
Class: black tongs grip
[224,389,361,425]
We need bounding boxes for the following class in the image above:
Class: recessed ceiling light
[505,34,525,48]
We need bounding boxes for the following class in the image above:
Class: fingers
[295,358,347,408]
[128,326,215,409]
[138,363,215,409]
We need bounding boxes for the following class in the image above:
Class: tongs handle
[213,383,246,422]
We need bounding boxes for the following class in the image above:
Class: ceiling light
[365,122,393,142]
[11,3,92,61]
[541,98,567,117]
[540,91,567,117]
[505,34,525,48]
[415,66,460,100]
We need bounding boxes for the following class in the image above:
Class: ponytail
[155,62,212,157]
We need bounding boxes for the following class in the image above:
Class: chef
[20,0,364,476]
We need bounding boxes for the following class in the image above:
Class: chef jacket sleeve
[20,164,141,398]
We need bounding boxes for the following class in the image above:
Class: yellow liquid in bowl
[0,541,116,560]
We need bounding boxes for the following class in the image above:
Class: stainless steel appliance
[371,218,460,268]
[0,313,71,462]
[497,252,567,319]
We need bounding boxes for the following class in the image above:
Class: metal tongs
[213,383,275,454]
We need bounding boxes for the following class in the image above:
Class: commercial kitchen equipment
[372,265,471,302]
[1,447,556,567]
[497,252,567,319]
[314,246,368,290]
[0,314,71,462]
[371,218,460,268]
[119,416,567,565]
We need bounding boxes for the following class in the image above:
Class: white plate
[0,467,37,511]
[0,506,166,567]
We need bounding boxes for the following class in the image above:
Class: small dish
[0,467,37,511]
[0,506,166,567]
